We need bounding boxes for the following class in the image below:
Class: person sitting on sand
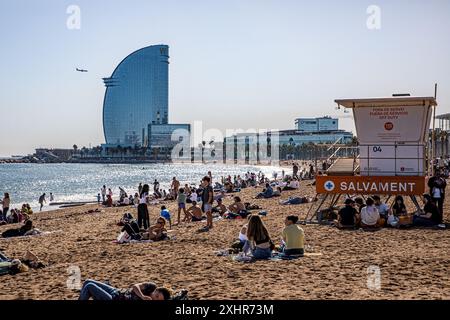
[1,220,39,238]
[354,197,366,214]
[283,178,299,191]
[224,182,234,193]
[142,217,168,241]
[133,193,140,205]
[186,201,204,222]
[281,215,304,256]
[228,196,245,214]
[392,195,407,216]
[336,198,358,228]
[373,195,391,222]
[160,206,172,229]
[180,184,189,196]
[360,198,382,228]
[256,183,274,199]
[212,198,227,216]
[413,194,441,227]
[104,194,113,207]
[79,279,171,300]
[242,215,273,260]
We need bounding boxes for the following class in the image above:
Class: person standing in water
[38,193,46,212]
[101,185,107,203]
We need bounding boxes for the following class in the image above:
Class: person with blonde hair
[243,215,273,259]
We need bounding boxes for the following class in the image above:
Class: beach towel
[216,251,322,263]
[0,230,62,241]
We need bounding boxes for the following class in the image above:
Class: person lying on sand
[79,279,171,300]
[186,201,204,222]
[1,220,40,238]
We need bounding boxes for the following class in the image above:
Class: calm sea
[0,163,282,211]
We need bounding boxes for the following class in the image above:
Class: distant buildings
[224,116,354,161]
[102,45,190,155]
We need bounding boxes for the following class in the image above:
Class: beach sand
[1,181,449,300]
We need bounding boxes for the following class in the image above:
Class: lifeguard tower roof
[335,97,437,108]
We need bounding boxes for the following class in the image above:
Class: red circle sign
[384,122,394,131]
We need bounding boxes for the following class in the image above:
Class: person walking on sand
[171,177,180,199]
[38,193,46,212]
[201,176,214,230]
[177,188,188,224]
[101,185,107,203]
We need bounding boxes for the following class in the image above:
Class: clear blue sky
[1,0,449,156]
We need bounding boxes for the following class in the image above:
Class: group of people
[292,162,315,180]
[233,214,305,260]
[1,193,37,226]
[337,193,444,229]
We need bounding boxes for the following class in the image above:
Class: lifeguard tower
[305,96,437,222]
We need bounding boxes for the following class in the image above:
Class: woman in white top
[137,184,150,230]
[360,198,381,227]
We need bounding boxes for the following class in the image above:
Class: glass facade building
[102,45,169,147]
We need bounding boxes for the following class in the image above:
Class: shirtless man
[171,177,180,199]
[186,201,203,222]
[228,196,245,214]
[213,198,227,216]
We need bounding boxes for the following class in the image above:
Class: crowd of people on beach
[1,160,448,300]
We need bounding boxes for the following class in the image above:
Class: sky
[0,0,449,156]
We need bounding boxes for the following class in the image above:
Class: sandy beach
[1,180,449,300]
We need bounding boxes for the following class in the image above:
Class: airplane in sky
[76,68,88,72]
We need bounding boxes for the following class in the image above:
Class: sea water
[0,163,282,211]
